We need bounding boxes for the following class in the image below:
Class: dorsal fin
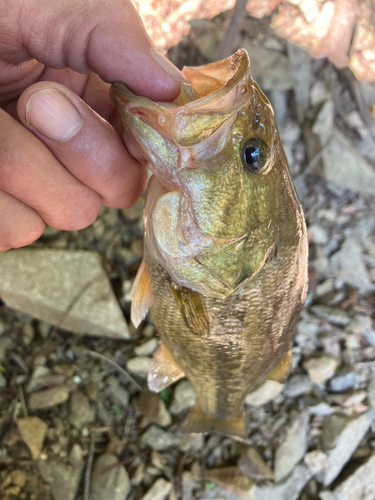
[130,259,150,328]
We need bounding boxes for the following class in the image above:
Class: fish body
[111,49,308,435]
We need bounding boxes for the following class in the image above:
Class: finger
[0,190,45,252]
[17,82,148,208]
[3,0,186,101]
[0,108,102,231]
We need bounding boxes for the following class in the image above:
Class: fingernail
[25,89,83,142]
[151,51,188,84]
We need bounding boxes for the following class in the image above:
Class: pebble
[283,375,312,398]
[170,380,197,414]
[244,380,284,407]
[329,372,357,393]
[127,356,152,379]
[17,417,48,459]
[334,453,375,500]
[134,338,158,357]
[304,450,328,480]
[308,403,335,416]
[0,374,6,388]
[252,465,313,500]
[37,458,84,500]
[28,385,70,410]
[106,385,130,407]
[274,412,310,482]
[324,410,375,485]
[69,391,95,428]
[330,238,373,293]
[310,305,351,327]
[141,477,173,500]
[141,425,176,451]
[303,356,339,384]
[238,447,274,480]
[89,454,130,500]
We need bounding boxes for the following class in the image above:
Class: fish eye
[243,138,268,173]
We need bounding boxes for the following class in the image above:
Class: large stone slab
[0,249,130,338]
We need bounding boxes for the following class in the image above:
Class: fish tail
[180,403,246,437]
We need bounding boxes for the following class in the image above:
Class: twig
[220,0,248,59]
[296,143,329,180]
[84,432,96,500]
[83,349,142,392]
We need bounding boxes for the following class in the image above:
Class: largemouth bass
[111,49,308,436]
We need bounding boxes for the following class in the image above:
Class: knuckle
[57,192,101,231]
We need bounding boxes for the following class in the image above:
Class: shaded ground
[1,9,375,500]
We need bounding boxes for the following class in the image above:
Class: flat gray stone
[310,305,351,327]
[322,129,375,196]
[89,454,130,500]
[324,410,375,485]
[134,338,158,357]
[29,385,70,410]
[253,465,313,500]
[334,454,375,500]
[303,356,339,384]
[329,372,357,393]
[69,391,95,428]
[245,380,284,407]
[330,239,373,293]
[127,356,152,379]
[141,425,176,451]
[170,380,196,414]
[37,459,83,500]
[0,249,130,339]
[274,412,310,482]
[141,478,173,500]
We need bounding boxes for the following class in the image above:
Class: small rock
[252,465,313,500]
[0,374,6,388]
[308,403,335,416]
[312,99,334,139]
[69,444,83,467]
[283,375,312,398]
[324,410,374,485]
[141,425,176,451]
[274,412,310,482]
[207,466,255,498]
[310,81,330,105]
[17,417,48,459]
[89,454,130,500]
[330,238,373,293]
[134,338,158,357]
[170,380,196,414]
[69,391,95,428]
[127,356,152,379]
[28,385,69,410]
[310,305,351,327]
[0,335,13,362]
[333,453,375,500]
[37,459,84,500]
[304,450,327,480]
[0,249,130,339]
[321,129,375,196]
[244,380,284,407]
[303,356,339,384]
[329,371,357,393]
[141,478,173,500]
[9,470,27,488]
[106,384,130,407]
[238,447,274,480]
[308,224,329,245]
[178,433,204,453]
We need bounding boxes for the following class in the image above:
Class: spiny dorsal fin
[148,342,185,392]
[130,259,150,328]
[169,283,209,336]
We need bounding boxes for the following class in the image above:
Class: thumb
[3,0,185,101]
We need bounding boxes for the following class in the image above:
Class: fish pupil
[243,138,267,173]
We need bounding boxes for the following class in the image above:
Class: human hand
[0,0,185,252]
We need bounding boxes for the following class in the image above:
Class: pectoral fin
[267,349,292,383]
[180,404,246,437]
[130,259,150,328]
[169,283,209,336]
[148,342,185,392]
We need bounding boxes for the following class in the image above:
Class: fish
[110,49,308,436]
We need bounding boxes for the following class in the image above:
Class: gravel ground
[1,10,375,500]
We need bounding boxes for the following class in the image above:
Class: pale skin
[0,0,185,253]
